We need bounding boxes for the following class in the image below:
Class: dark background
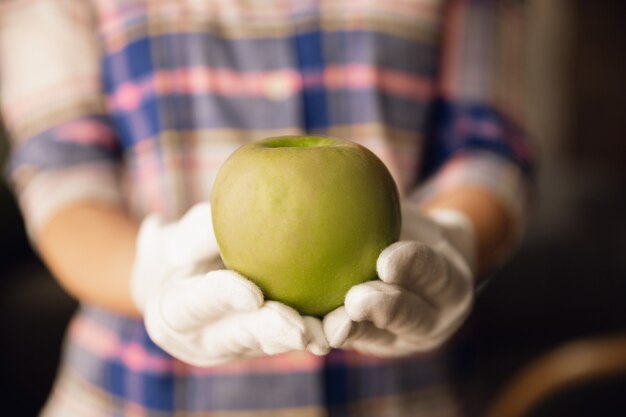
[1,1,625,416]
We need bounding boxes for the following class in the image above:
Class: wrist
[425,208,477,274]
[130,214,166,313]
[412,184,517,276]
[130,203,222,314]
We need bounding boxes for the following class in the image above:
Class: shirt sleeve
[1,0,124,240]
[411,0,535,232]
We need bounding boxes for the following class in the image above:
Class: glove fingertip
[344,282,389,322]
[262,301,305,330]
[254,301,312,353]
[205,270,264,310]
[322,307,353,348]
[308,343,331,356]
[376,241,415,282]
[303,316,330,356]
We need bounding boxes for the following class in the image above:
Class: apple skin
[210,136,401,317]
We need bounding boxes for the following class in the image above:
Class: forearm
[38,202,140,316]
[420,184,513,279]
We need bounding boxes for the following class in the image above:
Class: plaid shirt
[1,0,532,416]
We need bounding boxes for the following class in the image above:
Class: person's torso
[47,3,463,416]
[94,0,446,219]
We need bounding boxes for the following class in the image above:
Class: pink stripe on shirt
[109,65,434,113]
[55,119,118,149]
[323,65,435,101]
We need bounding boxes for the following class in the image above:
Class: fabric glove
[131,202,329,367]
[323,202,476,357]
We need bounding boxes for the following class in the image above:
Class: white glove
[323,203,476,357]
[131,203,329,367]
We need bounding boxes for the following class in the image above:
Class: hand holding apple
[322,203,476,357]
[211,136,401,317]
[131,203,329,367]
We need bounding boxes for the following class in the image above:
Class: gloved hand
[131,203,329,367]
[323,202,476,357]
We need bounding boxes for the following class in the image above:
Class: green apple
[210,136,401,316]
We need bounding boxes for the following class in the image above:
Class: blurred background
[1,1,625,416]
